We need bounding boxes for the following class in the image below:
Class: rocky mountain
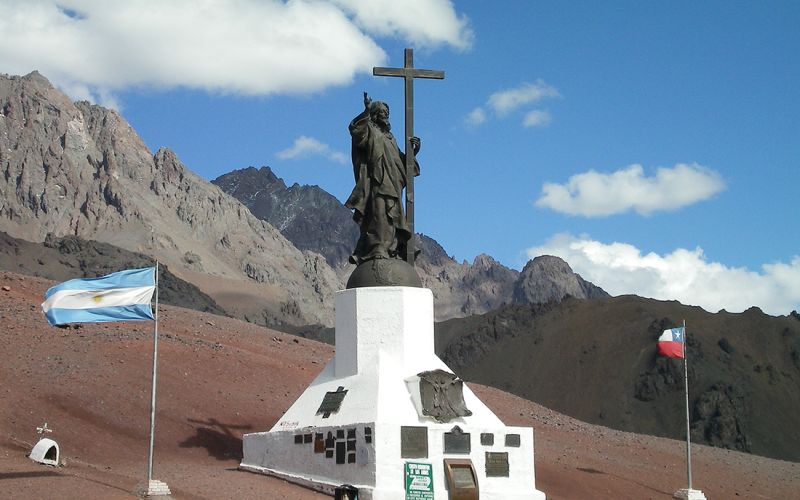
[212,166,358,269]
[214,166,608,321]
[0,230,224,315]
[0,71,340,327]
[417,241,519,319]
[434,296,800,462]
[513,255,609,304]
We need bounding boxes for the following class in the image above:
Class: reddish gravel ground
[1,271,798,499]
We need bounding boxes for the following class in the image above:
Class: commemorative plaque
[443,425,471,454]
[364,426,373,443]
[485,452,510,477]
[443,459,479,500]
[418,369,472,423]
[336,441,346,464]
[314,433,325,454]
[317,386,348,418]
[505,433,521,447]
[401,426,429,458]
[325,431,335,458]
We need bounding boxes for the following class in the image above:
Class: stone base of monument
[145,479,171,496]
[240,287,545,499]
[673,488,707,500]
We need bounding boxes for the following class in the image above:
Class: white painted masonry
[29,438,59,466]
[241,287,546,499]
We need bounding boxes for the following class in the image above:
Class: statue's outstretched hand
[410,136,421,154]
[363,92,371,109]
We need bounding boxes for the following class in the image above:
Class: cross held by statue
[373,48,444,265]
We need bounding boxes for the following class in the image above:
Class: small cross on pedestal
[373,48,444,265]
[36,422,52,437]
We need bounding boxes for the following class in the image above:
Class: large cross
[373,48,444,265]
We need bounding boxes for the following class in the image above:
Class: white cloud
[277,136,347,164]
[466,79,560,127]
[528,233,800,316]
[487,80,560,116]
[0,0,470,104]
[465,107,486,126]
[536,163,725,217]
[331,0,472,50]
[522,109,551,128]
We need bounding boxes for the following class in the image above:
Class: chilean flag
[657,327,685,358]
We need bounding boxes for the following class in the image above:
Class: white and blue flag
[41,267,156,326]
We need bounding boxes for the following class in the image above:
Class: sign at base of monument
[405,462,434,500]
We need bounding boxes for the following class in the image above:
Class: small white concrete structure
[241,287,546,499]
[29,438,59,466]
[674,488,707,500]
[146,479,172,496]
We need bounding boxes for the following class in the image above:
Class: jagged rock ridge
[514,255,609,304]
[212,166,358,269]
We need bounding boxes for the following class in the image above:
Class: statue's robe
[345,107,419,263]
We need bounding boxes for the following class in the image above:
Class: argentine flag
[42,267,156,326]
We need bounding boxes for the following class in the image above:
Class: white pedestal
[673,488,707,500]
[241,287,546,499]
[146,479,171,496]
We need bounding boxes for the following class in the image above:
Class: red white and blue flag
[657,326,685,358]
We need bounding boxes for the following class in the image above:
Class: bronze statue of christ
[345,92,421,265]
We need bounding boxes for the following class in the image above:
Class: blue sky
[2,1,798,315]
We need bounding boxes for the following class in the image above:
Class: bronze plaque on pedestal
[418,369,472,423]
[401,426,428,458]
[505,433,520,447]
[317,386,348,418]
[443,458,479,500]
[444,425,471,454]
[485,451,509,477]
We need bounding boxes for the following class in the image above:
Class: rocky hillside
[214,166,608,321]
[212,167,358,269]
[513,255,608,304]
[0,72,340,326]
[0,230,224,315]
[435,295,800,462]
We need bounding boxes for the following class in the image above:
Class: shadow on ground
[180,418,251,461]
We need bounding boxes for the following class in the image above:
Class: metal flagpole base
[146,479,172,496]
[673,488,707,499]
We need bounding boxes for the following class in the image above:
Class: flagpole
[683,318,692,491]
[147,262,159,485]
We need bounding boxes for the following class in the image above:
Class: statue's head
[369,101,390,129]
